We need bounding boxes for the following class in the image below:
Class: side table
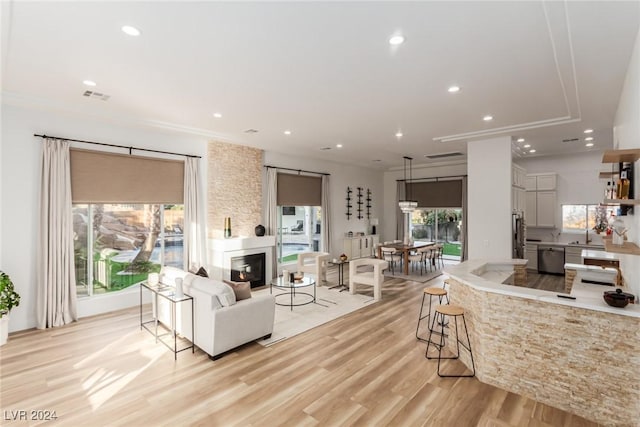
[329,260,349,292]
[140,282,194,360]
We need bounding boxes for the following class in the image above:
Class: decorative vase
[224,217,232,238]
[255,224,266,236]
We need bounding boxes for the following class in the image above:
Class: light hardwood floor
[0,269,600,426]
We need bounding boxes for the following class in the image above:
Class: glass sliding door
[411,208,463,261]
[277,205,322,265]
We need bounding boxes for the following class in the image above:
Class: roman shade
[276,173,321,206]
[409,179,463,208]
[70,149,184,203]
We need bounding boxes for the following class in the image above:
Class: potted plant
[0,271,20,346]
[592,205,609,235]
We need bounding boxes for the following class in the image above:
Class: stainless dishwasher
[538,246,565,275]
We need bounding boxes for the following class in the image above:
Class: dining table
[377,241,435,275]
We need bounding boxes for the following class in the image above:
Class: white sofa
[296,251,330,285]
[349,258,389,301]
[156,267,275,360]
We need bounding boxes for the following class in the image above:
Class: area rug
[253,284,377,346]
[383,269,443,283]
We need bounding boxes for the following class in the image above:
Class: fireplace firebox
[230,253,266,288]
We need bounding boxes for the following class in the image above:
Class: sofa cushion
[224,280,252,301]
[190,277,236,308]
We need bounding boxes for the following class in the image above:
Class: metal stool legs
[425,306,475,378]
[416,288,449,342]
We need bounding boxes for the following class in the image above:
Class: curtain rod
[264,165,330,176]
[396,174,467,182]
[33,134,202,158]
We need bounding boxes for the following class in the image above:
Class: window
[73,204,184,297]
[562,204,616,233]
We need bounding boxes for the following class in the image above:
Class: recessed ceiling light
[213,113,222,118]
[523,144,531,148]
[336,144,343,148]
[448,86,460,93]
[584,129,594,134]
[389,35,405,45]
[395,132,403,138]
[517,138,525,143]
[483,115,493,121]
[83,80,96,87]
[284,130,292,135]
[529,149,536,153]
[121,25,141,36]
[586,142,594,147]
[585,136,594,141]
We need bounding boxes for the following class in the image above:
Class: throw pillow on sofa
[190,277,236,308]
[223,280,252,301]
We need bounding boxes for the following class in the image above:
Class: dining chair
[409,246,432,275]
[424,247,437,272]
[434,244,445,269]
[380,247,402,275]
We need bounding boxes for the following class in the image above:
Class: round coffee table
[270,276,316,310]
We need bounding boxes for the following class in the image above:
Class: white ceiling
[2,1,639,169]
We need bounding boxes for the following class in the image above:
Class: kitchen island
[444,259,639,426]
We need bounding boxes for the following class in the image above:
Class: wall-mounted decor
[356,187,363,219]
[366,189,372,219]
[346,187,352,219]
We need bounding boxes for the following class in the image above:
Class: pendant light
[398,156,417,213]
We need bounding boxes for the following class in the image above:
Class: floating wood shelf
[598,171,618,178]
[602,149,640,163]
[603,198,640,205]
[603,238,640,255]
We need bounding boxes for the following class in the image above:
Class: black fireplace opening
[230,253,266,288]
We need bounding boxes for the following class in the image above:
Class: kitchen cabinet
[600,149,640,208]
[525,244,538,271]
[525,173,557,228]
[343,235,379,260]
[565,247,583,264]
[512,165,527,213]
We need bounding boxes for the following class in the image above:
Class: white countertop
[445,259,640,318]
[526,241,605,250]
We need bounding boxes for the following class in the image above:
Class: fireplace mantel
[209,236,275,284]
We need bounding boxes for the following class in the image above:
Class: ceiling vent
[83,90,110,101]
[244,129,259,133]
[562,138,579,143]
[320,147,332,151]
[425,151,463,159]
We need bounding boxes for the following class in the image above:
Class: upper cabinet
[512,165,526,213]
[525,173,557,191]
[525,173,557,228]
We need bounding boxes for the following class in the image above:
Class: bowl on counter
[603,288,635,308]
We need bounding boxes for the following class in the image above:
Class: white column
[467,136,512,259]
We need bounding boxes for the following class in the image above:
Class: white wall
[612,29,640,298]
[517,151,605,244]
[263,151,384,261]
[613,29,640,247]
[0,104,209,332]
[381,160,467,242]
[468,136,512,259]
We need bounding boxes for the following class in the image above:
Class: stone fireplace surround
[209,236,275,285]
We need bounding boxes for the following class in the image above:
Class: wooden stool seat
[426,303,475,378]
[435,304,464,316]
[423,287,447,297]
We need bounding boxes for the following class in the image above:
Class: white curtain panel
[37,139,77,329]
[461,176,468,261]
[321,175,331,254]
[265,168,278,276]
[184,157,206,271]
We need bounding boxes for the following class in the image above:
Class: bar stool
[425,304,475,378]
[416,287,449,342]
